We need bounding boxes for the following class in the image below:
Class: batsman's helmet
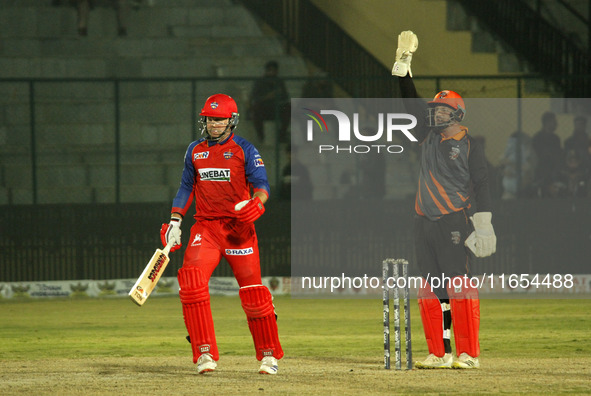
[199,94,240,141]
[426,90,466,128]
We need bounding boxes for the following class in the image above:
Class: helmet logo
[210,101,219,109]
[438,91,448,98]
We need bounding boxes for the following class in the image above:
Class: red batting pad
[447,277,480,357]
[178,267,219,362]
[239,285,284,360]
[417,281,445,357]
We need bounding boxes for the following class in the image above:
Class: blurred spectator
[249,61,290,144]
[563,116,590,171]
[532,111,563,197]
[75,0,129,37]
[301,72,334,124]
[500,130,536,199]
[472,135,501,201]
[115,0,155,10]
[546,149,589,198]
[129,0,155,8]
[279,145,313,200]
[76,0,90,36]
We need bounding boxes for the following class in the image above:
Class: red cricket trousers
[182,218,262,286]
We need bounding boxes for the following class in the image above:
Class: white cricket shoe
[197,353,217,374]
[452,353,480,369]
[414,353,453,369]
[259,356,278,375]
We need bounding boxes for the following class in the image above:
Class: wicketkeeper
[392,31,497,369]
[161,93,283,374]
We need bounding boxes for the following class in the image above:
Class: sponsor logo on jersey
[225,247,254,256]
[449,146,460,160]
[224,151,234,159]
[198,168,231,182]
[451,231,461,245]
[254,158,264,167]
[194,151,209,160]
[191,233,202,246]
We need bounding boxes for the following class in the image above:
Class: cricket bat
[129,237,176,306]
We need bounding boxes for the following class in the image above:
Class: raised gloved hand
[392,30,419,77]
[465,212,497,258]
[160,217,182,252]
[235,196,265,223]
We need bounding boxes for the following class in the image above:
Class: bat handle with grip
[163,235,176,255]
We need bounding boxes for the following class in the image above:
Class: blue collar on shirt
[207,132,234,147]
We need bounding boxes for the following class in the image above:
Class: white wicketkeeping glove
[465,212,497,258]
[392,30,419,77]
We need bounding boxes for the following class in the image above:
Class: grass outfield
[1,296,590,395]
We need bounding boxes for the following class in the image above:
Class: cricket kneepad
[178,267,209,304]
[178,267,218,362]
[417,281,445,357]
[447,276,480,357]
[239,285,284,360]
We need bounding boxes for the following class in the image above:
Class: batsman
[161,93,283,374]
[392,31,497,369]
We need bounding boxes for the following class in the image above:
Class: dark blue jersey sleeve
[235,136,270,198]
[171,140,200,215]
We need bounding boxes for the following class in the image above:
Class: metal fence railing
[242,0,591,98]
[242,0,400,98]
[1,76,590,281]
[1,198,589,282]
[0,75,583,207]
[0,77,304,205]
[458,0,591,97]
[0,201,290,281]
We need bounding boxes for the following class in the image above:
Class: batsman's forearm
[253,189,268,205]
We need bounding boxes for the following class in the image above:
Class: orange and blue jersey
[415,126,480,220]
[399,75,491,220]
[172,133,270,219]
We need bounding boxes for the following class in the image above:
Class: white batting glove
[392,30,419,77]
[465,212,497,258]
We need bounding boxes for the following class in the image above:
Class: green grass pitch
[1,296,590,395]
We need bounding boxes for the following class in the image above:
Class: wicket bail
[382,258,412,370]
